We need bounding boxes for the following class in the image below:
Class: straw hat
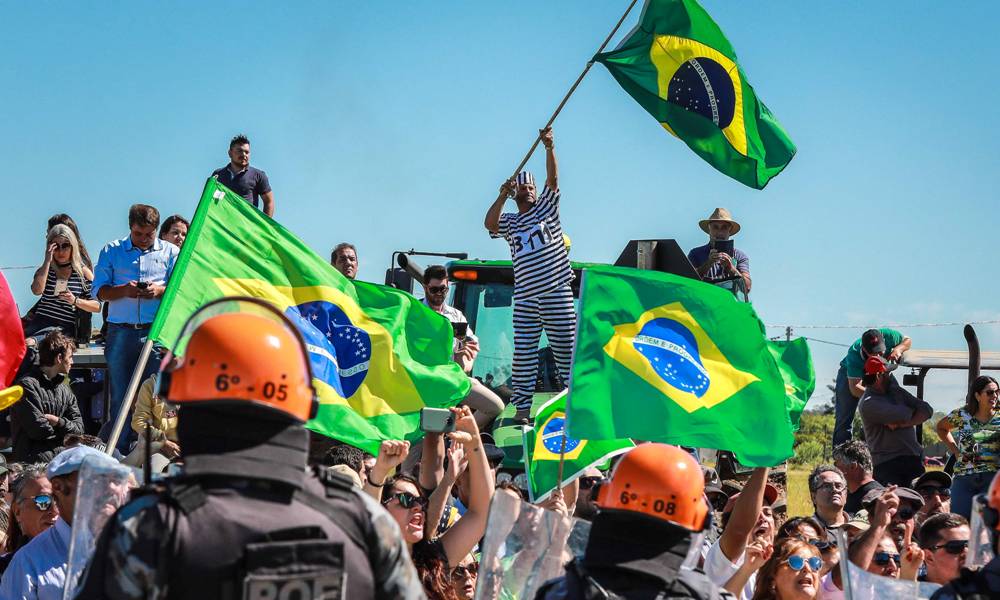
[699,207,741,235]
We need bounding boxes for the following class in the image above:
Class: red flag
[0,271,26,388]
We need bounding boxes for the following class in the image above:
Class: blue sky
[2,1,998,412]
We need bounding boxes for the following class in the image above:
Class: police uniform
[929,556,1000,600]
[534,511,734,600]
[74,406,425,600]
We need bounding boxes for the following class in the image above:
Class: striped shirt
[34,268,91,329]
[491,186,574,300]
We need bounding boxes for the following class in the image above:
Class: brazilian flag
[596,0,795,189]
[566,266,814,466]
[522,391,634,502]
[150,178,470,454]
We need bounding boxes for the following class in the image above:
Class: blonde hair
[47,224,85,279]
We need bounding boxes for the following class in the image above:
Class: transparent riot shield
[476,491,590,600]
[967,494,996,570]
[62,456,135,600]
[835,529,941,600]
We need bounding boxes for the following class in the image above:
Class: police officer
[74,297,426,599]
[535,444,735,599]
[930,471,1000,599]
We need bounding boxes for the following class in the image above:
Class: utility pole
[785,326,792,342]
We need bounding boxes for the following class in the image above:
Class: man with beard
[536,444,734,599]
[809,465,849,541]
[913,471,953,527]
[485,127,576,421]
[704,467,777,600]
[421,264,503,429]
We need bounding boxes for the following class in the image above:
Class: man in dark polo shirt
[212,134,275,217]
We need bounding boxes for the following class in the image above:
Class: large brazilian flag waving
[566,266,814,466]
[150,178,470,454]
[596,0,795,189]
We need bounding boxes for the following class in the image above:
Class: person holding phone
[24,224,100,342]
[687,207,751,292]
[421,265,504,429]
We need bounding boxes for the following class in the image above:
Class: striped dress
[33,268,91,332]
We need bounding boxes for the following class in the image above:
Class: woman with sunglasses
[0,467,56,575]
[775,517,838,576]
[450,554,478,600]
[936,375,1000,518]
[750,538,823,600]
[25,224,100,340]
[381,406,494,600]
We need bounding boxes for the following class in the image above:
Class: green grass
[787,469,812,517]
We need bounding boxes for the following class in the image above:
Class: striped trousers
[510,284,577,409]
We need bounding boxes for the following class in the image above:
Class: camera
[136,281,150,290]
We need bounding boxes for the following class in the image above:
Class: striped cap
[516,171,535,186]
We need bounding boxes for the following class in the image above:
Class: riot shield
[62,456,135,600]
[967,494,996,570]
[835,529,941,600]
[475,491,590,600]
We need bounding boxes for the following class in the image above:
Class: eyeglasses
[451,563,479,580]
[383,492,428,511]
[982,389,1000,397]
[931,540,969,555]
[579,476,605,490]
[785,555,823,572]
[54,243,72,251]
[20,494,54,512]
[817,481,846,493]
[427,285,449,294]
[873,552,901,566]
[917,486,951,499]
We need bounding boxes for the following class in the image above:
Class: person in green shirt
[833,328,911,446]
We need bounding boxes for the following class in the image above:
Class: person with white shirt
[0,445,120,599]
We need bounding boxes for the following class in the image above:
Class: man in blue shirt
[212,134,275,217]
[687,207,751,293]
[92,204,178,452]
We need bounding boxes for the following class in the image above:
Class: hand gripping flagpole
[103,338,155,455]
[493,0,640,200]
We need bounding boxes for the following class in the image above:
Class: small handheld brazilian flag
[523,391,634,503]
[566,266,814,466]
[596,0,795,189]
[150,178,470,455]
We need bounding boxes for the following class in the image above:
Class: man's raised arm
[484,178,513,234]
[541,127,558,190]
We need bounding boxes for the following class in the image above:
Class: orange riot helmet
[157,297,317,422]
[596,443,709,531]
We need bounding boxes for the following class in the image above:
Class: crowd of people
[2,127,999,600]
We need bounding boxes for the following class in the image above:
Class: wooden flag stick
[494,0,641,201]
[556,430,568,491]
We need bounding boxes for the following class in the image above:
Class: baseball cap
[722,482,780,515]
[861,329,886,357]
[862,356,897,385]
[46,445,120,479]
[912,471,953,490]
[845,509,870,532]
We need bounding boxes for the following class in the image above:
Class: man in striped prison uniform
[484,127,576,421]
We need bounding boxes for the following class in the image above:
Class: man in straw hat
[485,127,576,422]
[687,207,751,293]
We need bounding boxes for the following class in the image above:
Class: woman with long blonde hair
[25,224,100,340]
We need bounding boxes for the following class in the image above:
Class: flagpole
[103,338,155,455]
[494,0,640,199]
[556,431,568,490]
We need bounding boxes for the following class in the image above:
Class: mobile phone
[54,279,68,295]
[136,281,150,290]
[451,322,468,339]
[711,239,735,256]
[420,407,456,433]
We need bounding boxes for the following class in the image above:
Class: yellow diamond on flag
[603,302,759,413]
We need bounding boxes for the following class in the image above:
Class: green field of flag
[596,0,795,189]
[523,391,634,502]
[151,178,470,454]
[566,266,813,466]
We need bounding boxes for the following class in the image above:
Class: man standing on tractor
[484,127,576,422]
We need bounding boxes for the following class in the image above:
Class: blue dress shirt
[92,235,179,324]
[0,517,71,600]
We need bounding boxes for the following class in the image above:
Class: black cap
[912,471,952,490]
[479,433,506,467]
[861,329,887,357]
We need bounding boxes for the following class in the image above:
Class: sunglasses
[21,494,54,511]
[383,492,428,511]
[873,552,901,566]
[982,389,999,397]
[785,555,823,572]
[579,476,605,490]
[897,507,916,521]
[801,537,837,552]
[54,243,72,251]
[931,540,969,555]
[918,486,951,499]
[427,285,448,294]
[451,563,479,580]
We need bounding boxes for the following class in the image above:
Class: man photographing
[484,127,576,421]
